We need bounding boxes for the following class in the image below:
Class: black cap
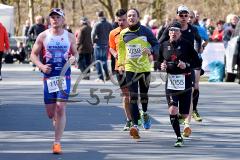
[80,17,88,22]
[169,21,181,29]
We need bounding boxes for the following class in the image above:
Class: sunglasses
[179,14,188,18]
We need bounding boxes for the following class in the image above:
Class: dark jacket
[27,24,46,41]
[76,23,93,54]
[159,23,202,53]
[158,38,201,74]
[91,17,113,46]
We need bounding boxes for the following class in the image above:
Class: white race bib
[167,74,185,90]
[126,44,142,59]
[47,76,67,93]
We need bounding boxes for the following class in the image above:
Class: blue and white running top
[42,29,72,78]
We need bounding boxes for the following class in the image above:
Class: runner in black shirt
[159,7,202,53]
[159,5,203,137]
[158,21,201,147]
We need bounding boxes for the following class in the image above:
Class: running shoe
[183,123,192,137]
[129,126,140,139]
[138,110,143,126]
[123,120,132,131]
[105,76,110,81]
[52,143,62,154]
[174,137,184,147]
[95,78,104,83]
[138,118,142,126]
[192,110,202,122]
[141,112,151,129]
[178,114,185,124]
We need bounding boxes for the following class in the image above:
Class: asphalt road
[0,64,240,160]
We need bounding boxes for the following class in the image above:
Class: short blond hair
[226,14,238,23]
[35,15,44,24]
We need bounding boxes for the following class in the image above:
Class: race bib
[47,76,67,93]
[126,44,142,59]
[167,74,185,90]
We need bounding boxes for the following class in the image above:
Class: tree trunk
[118,0,128,10]
[50,0,57,9]
[16,0,21,35]
[38,0,43,14]
[98,0,114,22]
[71,0,76,27]
[80,0,85,17]
[151,0,165,22]
[50,0,64,9]
[59,0,64,10]
[28,0,34,25]
[0,0,7,4]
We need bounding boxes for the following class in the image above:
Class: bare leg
[184,89,194,124]
[54,102,66,143]
[45,104,56,119]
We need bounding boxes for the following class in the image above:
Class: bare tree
[0,0,9,4]
[4,0,240,36]
[151,0,165,21]
[98,0,114,22]
[28,0,34,25]
[97,0,131,22]
[80,0,85,16]
[117,0,128,9]
[71,0,76,27]
[15,0,21,35]
[50,0,64,9]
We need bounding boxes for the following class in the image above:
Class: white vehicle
[224,22,240,82]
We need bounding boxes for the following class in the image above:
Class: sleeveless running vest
[42,29,71,78]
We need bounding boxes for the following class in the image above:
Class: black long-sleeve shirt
[159,23,202,53]
[27,24,46,41]
[158,38,201,74]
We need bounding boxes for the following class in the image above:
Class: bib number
[167,74,185,90]
[47,76,67,93]
[127,44,142,59]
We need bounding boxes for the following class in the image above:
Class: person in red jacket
[0,22,10,80]
[211,20,224,42]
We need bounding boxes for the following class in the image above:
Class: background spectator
[27,15,46,70]
[211,20,224,42]
[206,18,215,38]
[91,11,113,82]
[0,22,10,80]
[223,14,239,48]
[140,14,152,28]
[76,17,93,80]
[149,19,158,37]
[22,19,30,37]
[15,41,26,63]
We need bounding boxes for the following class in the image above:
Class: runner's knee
[55,103,66,116]
[45,104,55,119]
[168,106,178,115]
